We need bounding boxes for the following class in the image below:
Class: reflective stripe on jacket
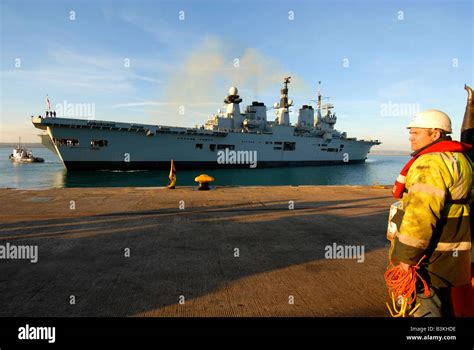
[389,151,473,288]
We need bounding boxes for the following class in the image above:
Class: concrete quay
[0,185,394,317]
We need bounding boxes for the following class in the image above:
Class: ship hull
[32,116,380,171]
[63,159,367,171]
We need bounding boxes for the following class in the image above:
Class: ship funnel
[461,84,474,159]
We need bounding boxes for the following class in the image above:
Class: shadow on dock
[0,189,393,317]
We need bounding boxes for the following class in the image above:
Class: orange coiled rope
[384,255,430,317]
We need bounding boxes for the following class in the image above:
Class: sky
[0,0,472,150]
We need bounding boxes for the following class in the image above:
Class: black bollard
[198,182,210,191]
[195,174,214,191]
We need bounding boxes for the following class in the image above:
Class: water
[0,146,409,189]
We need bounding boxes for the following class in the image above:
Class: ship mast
[275,77,292,125]
[280,76,291,109]
[316,81,322,126]
[317,81,321,110]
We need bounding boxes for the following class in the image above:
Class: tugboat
[9,138,44,163]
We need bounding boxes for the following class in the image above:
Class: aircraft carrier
[32,78,381,170]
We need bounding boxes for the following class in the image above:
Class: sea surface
[0,146,409,189]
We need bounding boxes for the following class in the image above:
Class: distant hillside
[370,149,410,156]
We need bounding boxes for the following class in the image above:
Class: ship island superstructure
[32,78,381,170]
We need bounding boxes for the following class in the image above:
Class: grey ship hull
[33,117,379,171]
[63,159,367,171]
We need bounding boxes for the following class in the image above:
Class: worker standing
[387,109,473,317]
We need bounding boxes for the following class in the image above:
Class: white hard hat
[406,109,452,133]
